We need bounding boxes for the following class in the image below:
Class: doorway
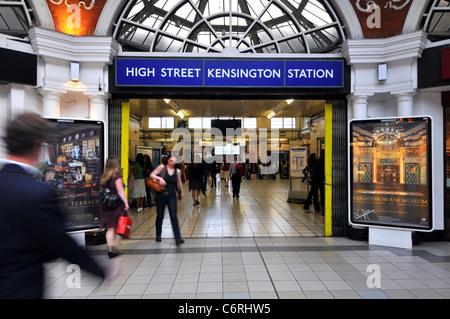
[109,97,349,238]
[128,98,327,238]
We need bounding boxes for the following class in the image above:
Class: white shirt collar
[0,158,40,175]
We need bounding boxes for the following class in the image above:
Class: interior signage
[115,59,344,88]
[349,117,433,231]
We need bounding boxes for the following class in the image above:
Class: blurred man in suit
[0,112,108,298]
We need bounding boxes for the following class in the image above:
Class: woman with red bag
[100,157,130,258]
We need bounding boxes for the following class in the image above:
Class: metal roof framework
[113,0,346,54]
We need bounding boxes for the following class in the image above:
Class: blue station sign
[115,59,344,88]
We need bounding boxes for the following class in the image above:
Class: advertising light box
[39,119,105,232]
[349,117,433,231]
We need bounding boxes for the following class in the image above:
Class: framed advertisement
[38,118,105,232]
[349,117,433,231]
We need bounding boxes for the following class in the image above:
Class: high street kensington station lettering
[115,59,344,88]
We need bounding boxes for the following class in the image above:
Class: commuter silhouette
[0,113,110,298]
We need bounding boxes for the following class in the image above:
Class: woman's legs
[167,195,183,244]
[191,190,196,204]
[137,197,144,211]
[155,194,165,241]
[106,227,120,257]
[195,189,200,204]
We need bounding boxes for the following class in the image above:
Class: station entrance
[107,95,348,239]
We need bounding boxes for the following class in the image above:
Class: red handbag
[116,215,132,238]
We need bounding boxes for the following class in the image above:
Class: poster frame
[43,117,105,232]
[348,116,434,232]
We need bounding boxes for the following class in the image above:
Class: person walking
[315,149,325,214]
[0,112,109,298]
[222,156,230,188]
[188,154,203,206]
[150,156,185,245]
[209,160,218,188]
[100,157,130,258]
[131,153,146,213]
[143,154,154,209]
[302,153,321,213]
[229,155,243,199]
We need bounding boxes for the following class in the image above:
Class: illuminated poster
[349,117,433,231]
[290,147,308,178]
[38,119,104,231]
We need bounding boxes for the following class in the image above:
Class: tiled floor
[43,178,450,299]
[131,177,325,239]
[44,237,450,299]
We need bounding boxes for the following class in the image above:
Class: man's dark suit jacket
[0,163,105,298]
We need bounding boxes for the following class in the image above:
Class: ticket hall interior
[125,97,329,238]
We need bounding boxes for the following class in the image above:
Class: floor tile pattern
[43,177,450,299]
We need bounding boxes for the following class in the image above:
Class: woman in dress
[100,157,130,258]
[131,153,146,213]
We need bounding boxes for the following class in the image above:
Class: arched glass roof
[422,0,450,41]
[0,0,33,37]
[114,0,345,54]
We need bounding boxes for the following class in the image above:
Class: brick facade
[46,0,107,36]
[349,0,413,38]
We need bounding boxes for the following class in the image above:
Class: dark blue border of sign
[115,58,344,88]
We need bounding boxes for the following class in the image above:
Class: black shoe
[156,236,162,242]
[108,251,119,259]
[196,200,200,206]
[176,239,185,245]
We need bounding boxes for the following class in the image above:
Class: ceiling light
[70,62,79,82]
[176,110,186,119]
[164,99,186,119]
[266,99,294,119]
[266,111,276,119]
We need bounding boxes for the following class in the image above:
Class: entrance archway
[107,0,350,238]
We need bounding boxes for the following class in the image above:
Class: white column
[40,89,61,118]
[369,92,415,250]
[396,92,414,117]
[88,94,107,121]
[88,93,108,158]
[351,95,369,119]
[8,83,25,120]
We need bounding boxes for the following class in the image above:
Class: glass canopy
[114,0,345,54]
[0,0,33,37]
[423,0,450,41]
